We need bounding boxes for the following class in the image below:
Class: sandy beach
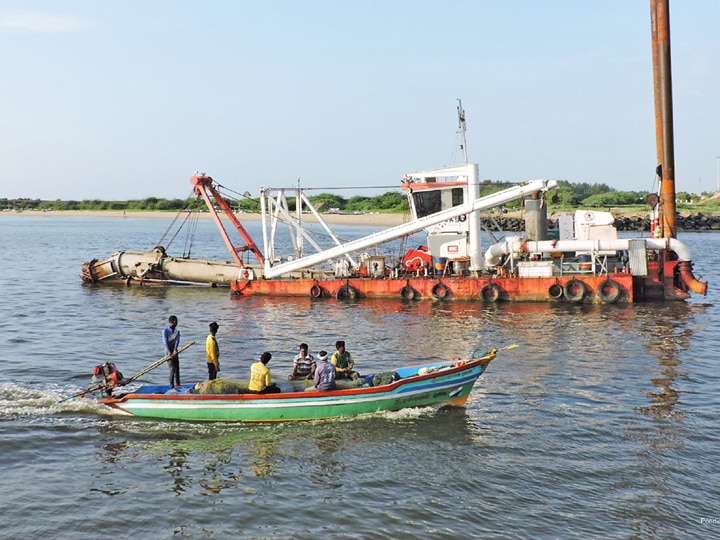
[3,208,715,226]
[0,209,410,227]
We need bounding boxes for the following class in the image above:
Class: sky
[1,1,719,201]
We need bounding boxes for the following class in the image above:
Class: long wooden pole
[59,341,196,402]
[122,341,196,385]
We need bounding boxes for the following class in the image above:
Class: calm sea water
[1,215,718,539]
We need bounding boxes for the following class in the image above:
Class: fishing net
[194,379,252,395]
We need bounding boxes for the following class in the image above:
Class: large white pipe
[466,164,482,270]
[264,178,558,278]
[484,237,692,267]
[112,250,245,284]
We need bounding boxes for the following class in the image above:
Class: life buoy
[598,279,621,303]
[432,282,450,299]
[400,285,418,300]
[481,282,501,302]
[336,285,358,300]
[563,279,586,303]
[548,283,564,300]
[310,284,323,298]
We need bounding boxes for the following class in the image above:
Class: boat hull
[229,270,689,303]
[99,353,495,422]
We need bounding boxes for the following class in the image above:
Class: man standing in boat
[206,321,220,380]
[331,340,358,380]
[163,315,181,389]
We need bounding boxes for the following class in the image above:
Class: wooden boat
[97,348,498,422]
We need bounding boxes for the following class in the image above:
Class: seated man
[249,352,281,394]
[331,340,359,380]
[289,343,316,380]
[309,351,336,392]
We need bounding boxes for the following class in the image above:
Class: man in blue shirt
[313,351,336,392]
[163,315,181,388]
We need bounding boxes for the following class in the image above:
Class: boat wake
[383,406,438,420]
[0,382,108,418]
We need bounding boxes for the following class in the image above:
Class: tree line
[2,180,715,214]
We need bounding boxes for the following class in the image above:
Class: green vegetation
[0,197,189,212]
[3,181,719,215]
[0,192,409,214]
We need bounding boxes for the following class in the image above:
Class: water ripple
[1,217,719,538]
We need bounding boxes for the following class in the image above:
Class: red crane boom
[190,174,265,266]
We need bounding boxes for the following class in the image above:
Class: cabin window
[451,188,464,207]
[413,191,442,218]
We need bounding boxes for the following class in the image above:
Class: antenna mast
[457,99,468,164]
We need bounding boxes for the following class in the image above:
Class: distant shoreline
[0,210,409,227]
[3,209,717,230]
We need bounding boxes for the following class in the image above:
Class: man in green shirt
[331,340,359,380]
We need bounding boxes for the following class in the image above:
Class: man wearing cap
[312,351,336,392]
[206,321,220,380]
[289,343,316,380]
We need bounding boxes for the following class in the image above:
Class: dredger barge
[81,2,707,303]
[81,161,706,304]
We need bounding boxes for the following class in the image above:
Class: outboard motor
[93,362,124,396]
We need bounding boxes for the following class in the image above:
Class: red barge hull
[230,259,693,303]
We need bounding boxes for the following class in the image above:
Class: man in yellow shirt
[249,352,281,394]
[205,321,220,380]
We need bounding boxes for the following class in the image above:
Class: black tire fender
[336,284,358,300]
[310,284,323,298]
[400,285,417,300]
[548,283,564,300]
[432,282,450,299]
[563,279,586,303]
[598,279,621,303]
[481,282,502,302]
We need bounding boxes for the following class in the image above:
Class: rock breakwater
[481,213,720,232]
